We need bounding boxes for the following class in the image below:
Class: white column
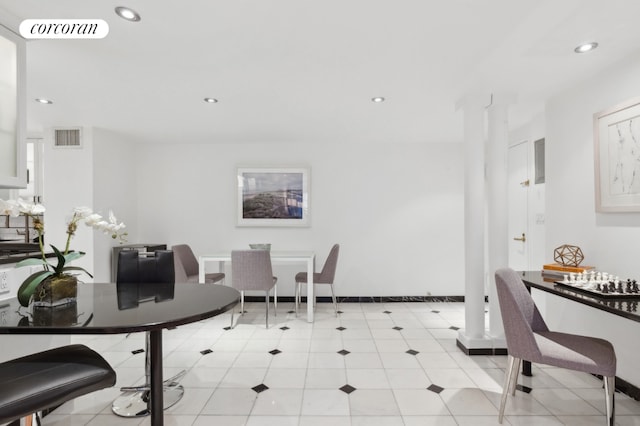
[486,95,515,346]
[455,95,489,349]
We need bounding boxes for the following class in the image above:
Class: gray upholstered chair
[494,267,616,425]
[231,249,278,328]
[295,244,340,316]
[172,244,225,284]
[0,344,116,425]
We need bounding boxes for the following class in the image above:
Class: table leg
[149,329,164,426]
[307,257,314,323]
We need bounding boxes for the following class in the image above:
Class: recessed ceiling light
[372,97,385,103]
[574,42,598,53]
[115,6,141,22]
[204,97,218,103]
[35,98,53,104]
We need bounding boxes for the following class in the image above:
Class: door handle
[513,233,526,242]
[520,179,530,187]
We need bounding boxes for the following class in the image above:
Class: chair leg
[274,284,277,317]
[296,283,302,316]
[240,291,245,315]
[510,357,521,396]
[265,290,270,328]
[499,355,519,424]
[604,375,615,426]
[329,283,338,316]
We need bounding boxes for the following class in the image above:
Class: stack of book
[542,263,595,280]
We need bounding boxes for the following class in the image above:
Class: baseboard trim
[243,295,470,303]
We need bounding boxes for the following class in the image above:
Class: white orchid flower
[17,198,45,215]
[73,206,93,219]
[84,213,103,226]
[0,199,20,216]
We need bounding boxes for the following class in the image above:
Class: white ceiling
[1,0,640,145]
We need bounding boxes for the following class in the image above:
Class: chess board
[554,279,640,299]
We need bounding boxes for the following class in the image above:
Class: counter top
[0,244,54,265]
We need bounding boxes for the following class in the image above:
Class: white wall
[546,52,640,277]
[92,128,139,281]
[42,127,95,278]
[131,141,465,297]
[539,52,640,388]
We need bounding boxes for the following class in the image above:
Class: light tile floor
[37,302,640,425]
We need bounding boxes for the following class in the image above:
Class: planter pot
[33,274,78,307]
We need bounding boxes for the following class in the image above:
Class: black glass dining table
[0,281,239,426]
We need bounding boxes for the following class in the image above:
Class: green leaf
[50,245,66,275]
[62,265,93,278]
[15,258,50,268]
[63,251,85,263]
[17,270,54,307]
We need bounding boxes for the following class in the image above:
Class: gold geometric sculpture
[553,244,584,267]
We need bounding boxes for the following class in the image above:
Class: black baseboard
[455,339,508,356]
[613,375,640,401]
[243,295,468,303]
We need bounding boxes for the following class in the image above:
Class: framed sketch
[236,167,310,226]
[594,97,640,212]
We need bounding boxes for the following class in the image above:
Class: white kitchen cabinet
[0,24,26,189]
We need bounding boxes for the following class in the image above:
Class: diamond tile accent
[383,310,392,314]
[223,326,232,330]
[392,326,403,331]
[269,349,282,355]
[252,384,269,393]
[339,384,356,394]
[516,384,532,394]
[337,310,343,314]
[336,326,346,331]
[406,349,419,355]
[200,349,213,355]
[280,326,290,331]
[449,326,460,331]
[287,310,295,314]
[427,384,444,394]
[132,349,144,355]
[431,310,440,313]
[337,349,351,356]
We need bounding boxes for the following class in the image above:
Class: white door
[508,141,529,270]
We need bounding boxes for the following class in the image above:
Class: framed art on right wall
[594,97,640,212]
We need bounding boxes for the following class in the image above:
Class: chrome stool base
[112,380,184,417]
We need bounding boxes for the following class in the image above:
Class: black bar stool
[0,344,116,425]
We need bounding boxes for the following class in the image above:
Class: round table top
[0,282,240,334]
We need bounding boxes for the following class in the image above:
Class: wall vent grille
[54,128,82,148]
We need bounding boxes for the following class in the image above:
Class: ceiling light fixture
[372,97,385,103]
[115,6,141,22]
[204,97,218,103]
[35,98,53,104]
[574,42,598,53]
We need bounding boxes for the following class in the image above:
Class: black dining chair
[0,344,116,425]
[111,250,185,418]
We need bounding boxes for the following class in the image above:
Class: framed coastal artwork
[236,167,310,226]
[594,97,640,212]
